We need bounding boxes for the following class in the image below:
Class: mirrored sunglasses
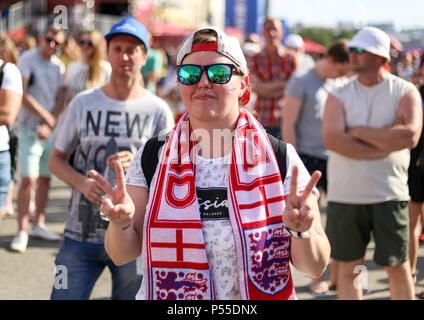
[176,63,241,85]
[349,47,366,54]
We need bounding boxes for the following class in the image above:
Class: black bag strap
[141,132,287,189]
[0,61,6,88]
[141,133,168,190]
[266,133,287,181]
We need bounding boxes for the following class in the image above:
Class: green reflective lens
[178,65,202,85]
[349,47,366,54]
[207,64,232,84]
[177,64,238,85]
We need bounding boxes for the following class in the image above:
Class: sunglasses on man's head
[45,37,63,47]
[349,47,366,54]
[79,40,93,47]
[176,63,242,85]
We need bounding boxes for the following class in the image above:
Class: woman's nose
[197,70,211,87]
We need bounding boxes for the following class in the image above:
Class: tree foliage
[297,27,358,48]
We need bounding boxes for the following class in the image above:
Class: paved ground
[0,176,423,300]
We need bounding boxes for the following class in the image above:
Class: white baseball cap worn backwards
[176,27,248,76]
[176,27,250,105]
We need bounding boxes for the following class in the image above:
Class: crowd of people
[0,15,423,301]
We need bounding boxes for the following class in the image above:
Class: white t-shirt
[0,59,23,151]
[53,87,175,243]
[126,142,315,300]
[65,59,111,101]
[327,73,416,203]
[15,49,65,130]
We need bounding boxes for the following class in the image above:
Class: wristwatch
[286,221,314,239]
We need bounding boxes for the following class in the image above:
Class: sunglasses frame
[79,39,94,47]
[45,36,63,47]
[176,63,242,85]
[349,47,366,54]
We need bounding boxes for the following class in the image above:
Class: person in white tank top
[322,27,422,300]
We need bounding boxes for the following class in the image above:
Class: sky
[269,0,423,32]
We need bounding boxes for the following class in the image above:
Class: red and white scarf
[141,108,295,300]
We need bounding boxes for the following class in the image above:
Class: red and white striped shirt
[248,48,297,127]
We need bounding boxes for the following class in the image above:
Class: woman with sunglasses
[65,30,111,104]
[89,27,330,300]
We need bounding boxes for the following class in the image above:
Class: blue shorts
[17,128,53,178]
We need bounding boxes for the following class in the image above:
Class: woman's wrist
[286,220,315,239]
[109,219,132,231]
[121,222,132,231]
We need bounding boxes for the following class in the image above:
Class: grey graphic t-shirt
[53,87,175,243]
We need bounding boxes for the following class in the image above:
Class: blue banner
[225,0,266,36]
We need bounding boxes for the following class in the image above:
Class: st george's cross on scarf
[140,108,296,300]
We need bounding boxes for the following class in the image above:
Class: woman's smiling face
[178,50,247,129]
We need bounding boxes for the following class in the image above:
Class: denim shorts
[17,128,53,178]
[0,150,11,212]
[50,237,142,300]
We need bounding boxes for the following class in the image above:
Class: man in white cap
[284,33,315,75]
[322,26,422,300]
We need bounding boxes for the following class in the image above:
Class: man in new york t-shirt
[49,17,175,300]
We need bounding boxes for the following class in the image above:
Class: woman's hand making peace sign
[283,165,322,234]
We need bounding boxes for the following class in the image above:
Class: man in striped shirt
[247,17,297,139]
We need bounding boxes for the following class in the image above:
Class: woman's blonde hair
[21,35,37,52]
[0,37,19,64]
[80,30,105,89]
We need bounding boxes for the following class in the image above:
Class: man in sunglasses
[323,26,422,300]
[11,26,66,252]
[48,17,174,300]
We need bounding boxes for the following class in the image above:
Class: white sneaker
[10,231,29,252]
[30,224,60,241]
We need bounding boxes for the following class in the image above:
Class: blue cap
[105,17,149,52]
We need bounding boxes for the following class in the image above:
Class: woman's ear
[238,75,251,106]
[239,75,248,98]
